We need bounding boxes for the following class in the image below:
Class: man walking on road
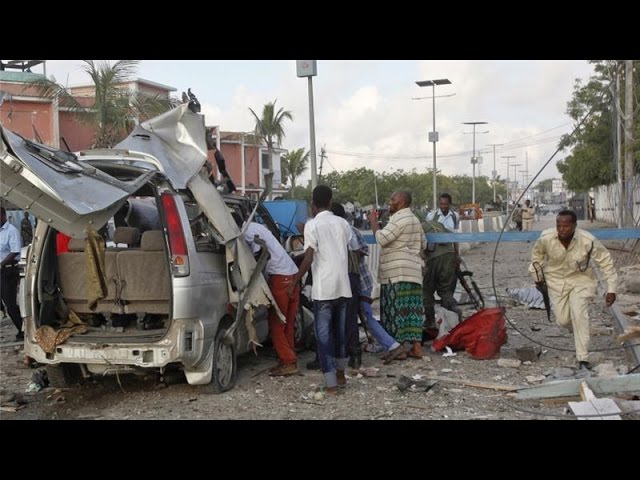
[522,199,536,231]
[529,210,617,370]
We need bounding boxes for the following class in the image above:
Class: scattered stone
[450,359,462,365]
[617,365,629,375]
[619,265,640,293]
[525,375,546,384]
[497,358,522,368]
[590,326,612,336]
[544,367,575,379]
[588,352,606,364]
[593,362,618,377]
[515,346,541,362]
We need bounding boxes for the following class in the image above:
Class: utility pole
[502,155,516,216]
[318,146,326,182]
[624,60,635,228]
[463,121,489,204]
[373,173,379,209]
[415,79,453,209]
[487,143,503,203]
[615,66,623,228]
[523,151,529,199]
[510,163,522,205]
[297,61,318,189]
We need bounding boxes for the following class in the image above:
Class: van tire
[210,327,237,394]
[46,363,82,388]
[294,305,313,352]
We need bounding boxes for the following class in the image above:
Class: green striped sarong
[381,281,424,342]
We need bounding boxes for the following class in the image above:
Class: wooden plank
[516,373,640,400]
[424,375,522,392]
[579,381,596,401]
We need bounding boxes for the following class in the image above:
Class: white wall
[594,175,640,225]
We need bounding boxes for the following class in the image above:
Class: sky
[40,60,595,187]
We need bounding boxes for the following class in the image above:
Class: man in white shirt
[423,193,461,334]
[289,186,352,395]
[0,207,23,341]
[241,221,300,376]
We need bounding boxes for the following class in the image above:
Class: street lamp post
[463,121,488,204]
[501,155,515,216]
[487,143,503,203]
[510,163,522,205]
[415,78,452,210]
[297,61,318,189]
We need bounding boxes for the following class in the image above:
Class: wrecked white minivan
[0,104,286,393]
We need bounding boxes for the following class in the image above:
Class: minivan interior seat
[118,230,171,321]
[57,237,98,314]
[97,226,140,315]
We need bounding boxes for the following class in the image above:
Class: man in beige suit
[529,210,617,370]
[522,199,536,231]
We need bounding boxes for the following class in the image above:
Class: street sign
[296,60,317,77]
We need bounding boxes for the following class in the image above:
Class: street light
[415,78,452,210]
[463,121,488,204]
[501,155,515,216]
[486,143,503,203]
[510,163,522,204]
[297,60,318,189]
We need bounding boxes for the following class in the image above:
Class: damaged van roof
[0,104,208,238]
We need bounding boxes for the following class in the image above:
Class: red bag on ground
[432,307,506,360]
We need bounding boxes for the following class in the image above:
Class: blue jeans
[313,297,348,388]
[360,288,399,352]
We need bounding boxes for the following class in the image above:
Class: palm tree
[248,100,293,200]
[26,60,175,148]
[281,148,309,198]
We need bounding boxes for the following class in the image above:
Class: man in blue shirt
[1,207,23,341]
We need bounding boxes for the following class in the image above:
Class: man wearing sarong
[370,191,426,360]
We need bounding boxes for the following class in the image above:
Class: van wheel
[210,327,237,394]
[46,363,82,388]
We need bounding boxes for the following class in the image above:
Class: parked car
[1,104,309,392]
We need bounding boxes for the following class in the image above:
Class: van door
[1,126,155,237]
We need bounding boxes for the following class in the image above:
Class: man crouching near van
[288,186,353,395]
[239,217,301,376]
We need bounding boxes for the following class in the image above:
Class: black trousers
[1,267,22,334]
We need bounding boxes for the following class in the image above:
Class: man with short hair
[371,191,426,360]
[423,193,462,333]
[1,207,23,341]
[21,212,33,246]
[529,210,617,369]
[289,185,352,395]
[242,221,300,376]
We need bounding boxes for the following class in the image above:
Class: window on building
[261,152,269,170]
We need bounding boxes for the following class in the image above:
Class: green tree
[26,60,175,148]
[249,100,293,200]
[281,148,309,197]
[557,60,639,191]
